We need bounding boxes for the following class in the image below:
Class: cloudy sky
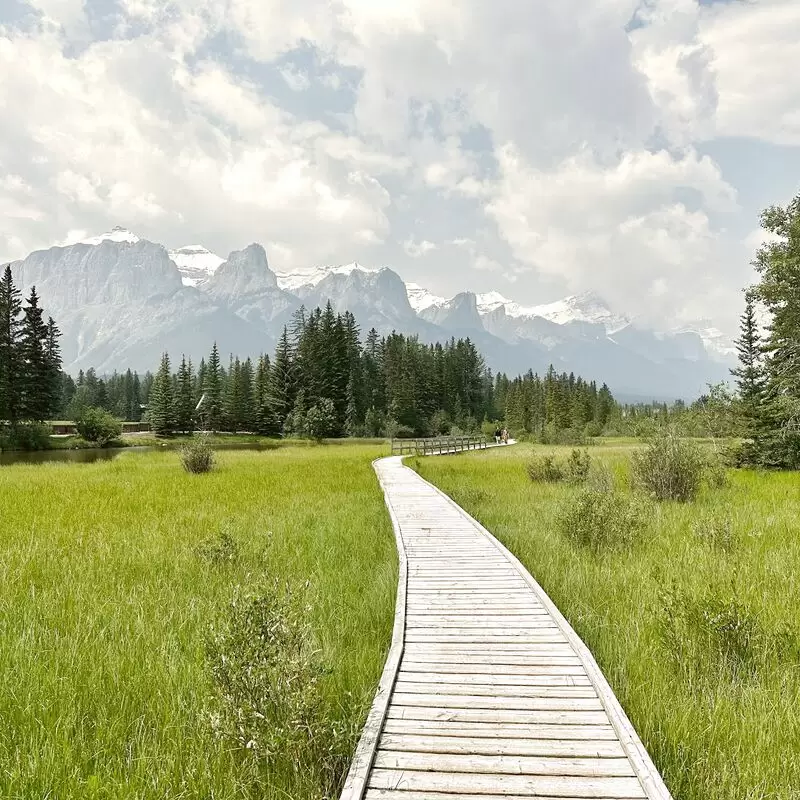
[1,0,799,334]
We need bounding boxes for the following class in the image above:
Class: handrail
[389,434,488,456]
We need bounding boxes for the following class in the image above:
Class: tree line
[97,303,618,439]
[0,266,63,444]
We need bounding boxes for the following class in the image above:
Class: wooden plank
[373,750,636,777]
[397,671,592,686]
[386,707,611,725]
[394,681,596,698]
[366,791,644,800]
[381,718,620,740]
[378,733,626,758]
[400,659,584,672]
[367,770,647,797]
[390,693,604,712]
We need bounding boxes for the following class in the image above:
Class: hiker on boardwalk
[494,427,501,444]
[501,427,509,444]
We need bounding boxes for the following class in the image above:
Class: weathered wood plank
[367,769,647,797]
[378,732,626,758]
[373,750,636,777]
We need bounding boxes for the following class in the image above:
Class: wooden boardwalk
[340,455,673,800]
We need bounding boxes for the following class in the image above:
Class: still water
[0,442,278,466]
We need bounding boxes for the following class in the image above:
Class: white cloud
[403,238,437,258]
[1,0,798,332]
[483,143,738,326]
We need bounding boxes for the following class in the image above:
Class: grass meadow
[413,442,800,800]
[0,445,396,799]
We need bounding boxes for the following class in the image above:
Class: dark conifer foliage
[128,305,617,437]
[0,267,63,427]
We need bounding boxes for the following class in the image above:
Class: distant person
[494,427,501,444]
[501,428,509,444]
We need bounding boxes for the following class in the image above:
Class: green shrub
[526,453,564,482]
[659,585,798,682]
[691,516,739,553]
[539,425,587,446]
[206,581,345,795]
[74,407,123,446]
[197,531,239,564]
[704,452,729,489]
[180,438,215,473]
[0,421,52,451]
[557,486,647,553]
[631,428,706,501]
[526,449,591,484]
[564,449,592,484]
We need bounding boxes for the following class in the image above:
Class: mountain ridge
[4,228,734,400]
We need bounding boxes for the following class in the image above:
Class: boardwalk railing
[390,435,487,456]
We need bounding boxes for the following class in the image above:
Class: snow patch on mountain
[276,262,380,293]
[527,292,631,334]
[169,245,225,287]
[79,226,140,246]
[671,321,737,363]
[407,282,447,313]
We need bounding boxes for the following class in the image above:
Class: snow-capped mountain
[276,262,380,294]
[5,228,735,399]
[78,226,140,246]
[407,282,447,313]
[169,245,224,288]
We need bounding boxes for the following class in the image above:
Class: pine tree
[730,291,767,435]
[750,194,800,467]
[175,356,195,432]
[345,371,359,437]
[0,265,23,424]
[203,342,223,432]
[267,327,295,431]
[148,353,175,435]
[44,317,63,418]
[19,287,51,422]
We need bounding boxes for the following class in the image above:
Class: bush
[303,399,336,441]
[74,407,123,446]
[704,451,729,489]
[206,581,345,794]
[691,515,739,553]
[557,485,647,553]
[180,438,216,473]
[564,449,592,484]
[197,531,239,564]
[631,428,706,502]
[526,453,564,482]
[659,585,798,682]
[0,421,53,451]
[538,425,587,446]
[526,449,591,484]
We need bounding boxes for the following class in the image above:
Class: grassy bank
[0,446,396,799]
[413,442,800,800]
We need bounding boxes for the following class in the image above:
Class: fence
[390,435,488,456]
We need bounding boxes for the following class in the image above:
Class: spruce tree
[267,327,295,431]
[750,194,800,467]
[175,356,195,432]
[0,265,23,424]
[148,353,175,435]
[44,317,63,418]
[730,291,767,435]
[203,342,223,432]
[19,287,51,422]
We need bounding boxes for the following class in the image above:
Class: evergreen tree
[0,265,23,424]
[730,291,767,435]
[750,194,800,467]
[175,356,195,432]
[44,317,63,417]
[267,327,295,431]
[203,342,223,432]
[19,287,51,421]
[148,353,175,435]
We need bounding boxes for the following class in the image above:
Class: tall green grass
[0,446,395,799]
[414,443,800,800]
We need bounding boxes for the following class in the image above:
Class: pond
[0,441,280,466]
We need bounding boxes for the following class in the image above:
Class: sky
[1,0,799,336]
